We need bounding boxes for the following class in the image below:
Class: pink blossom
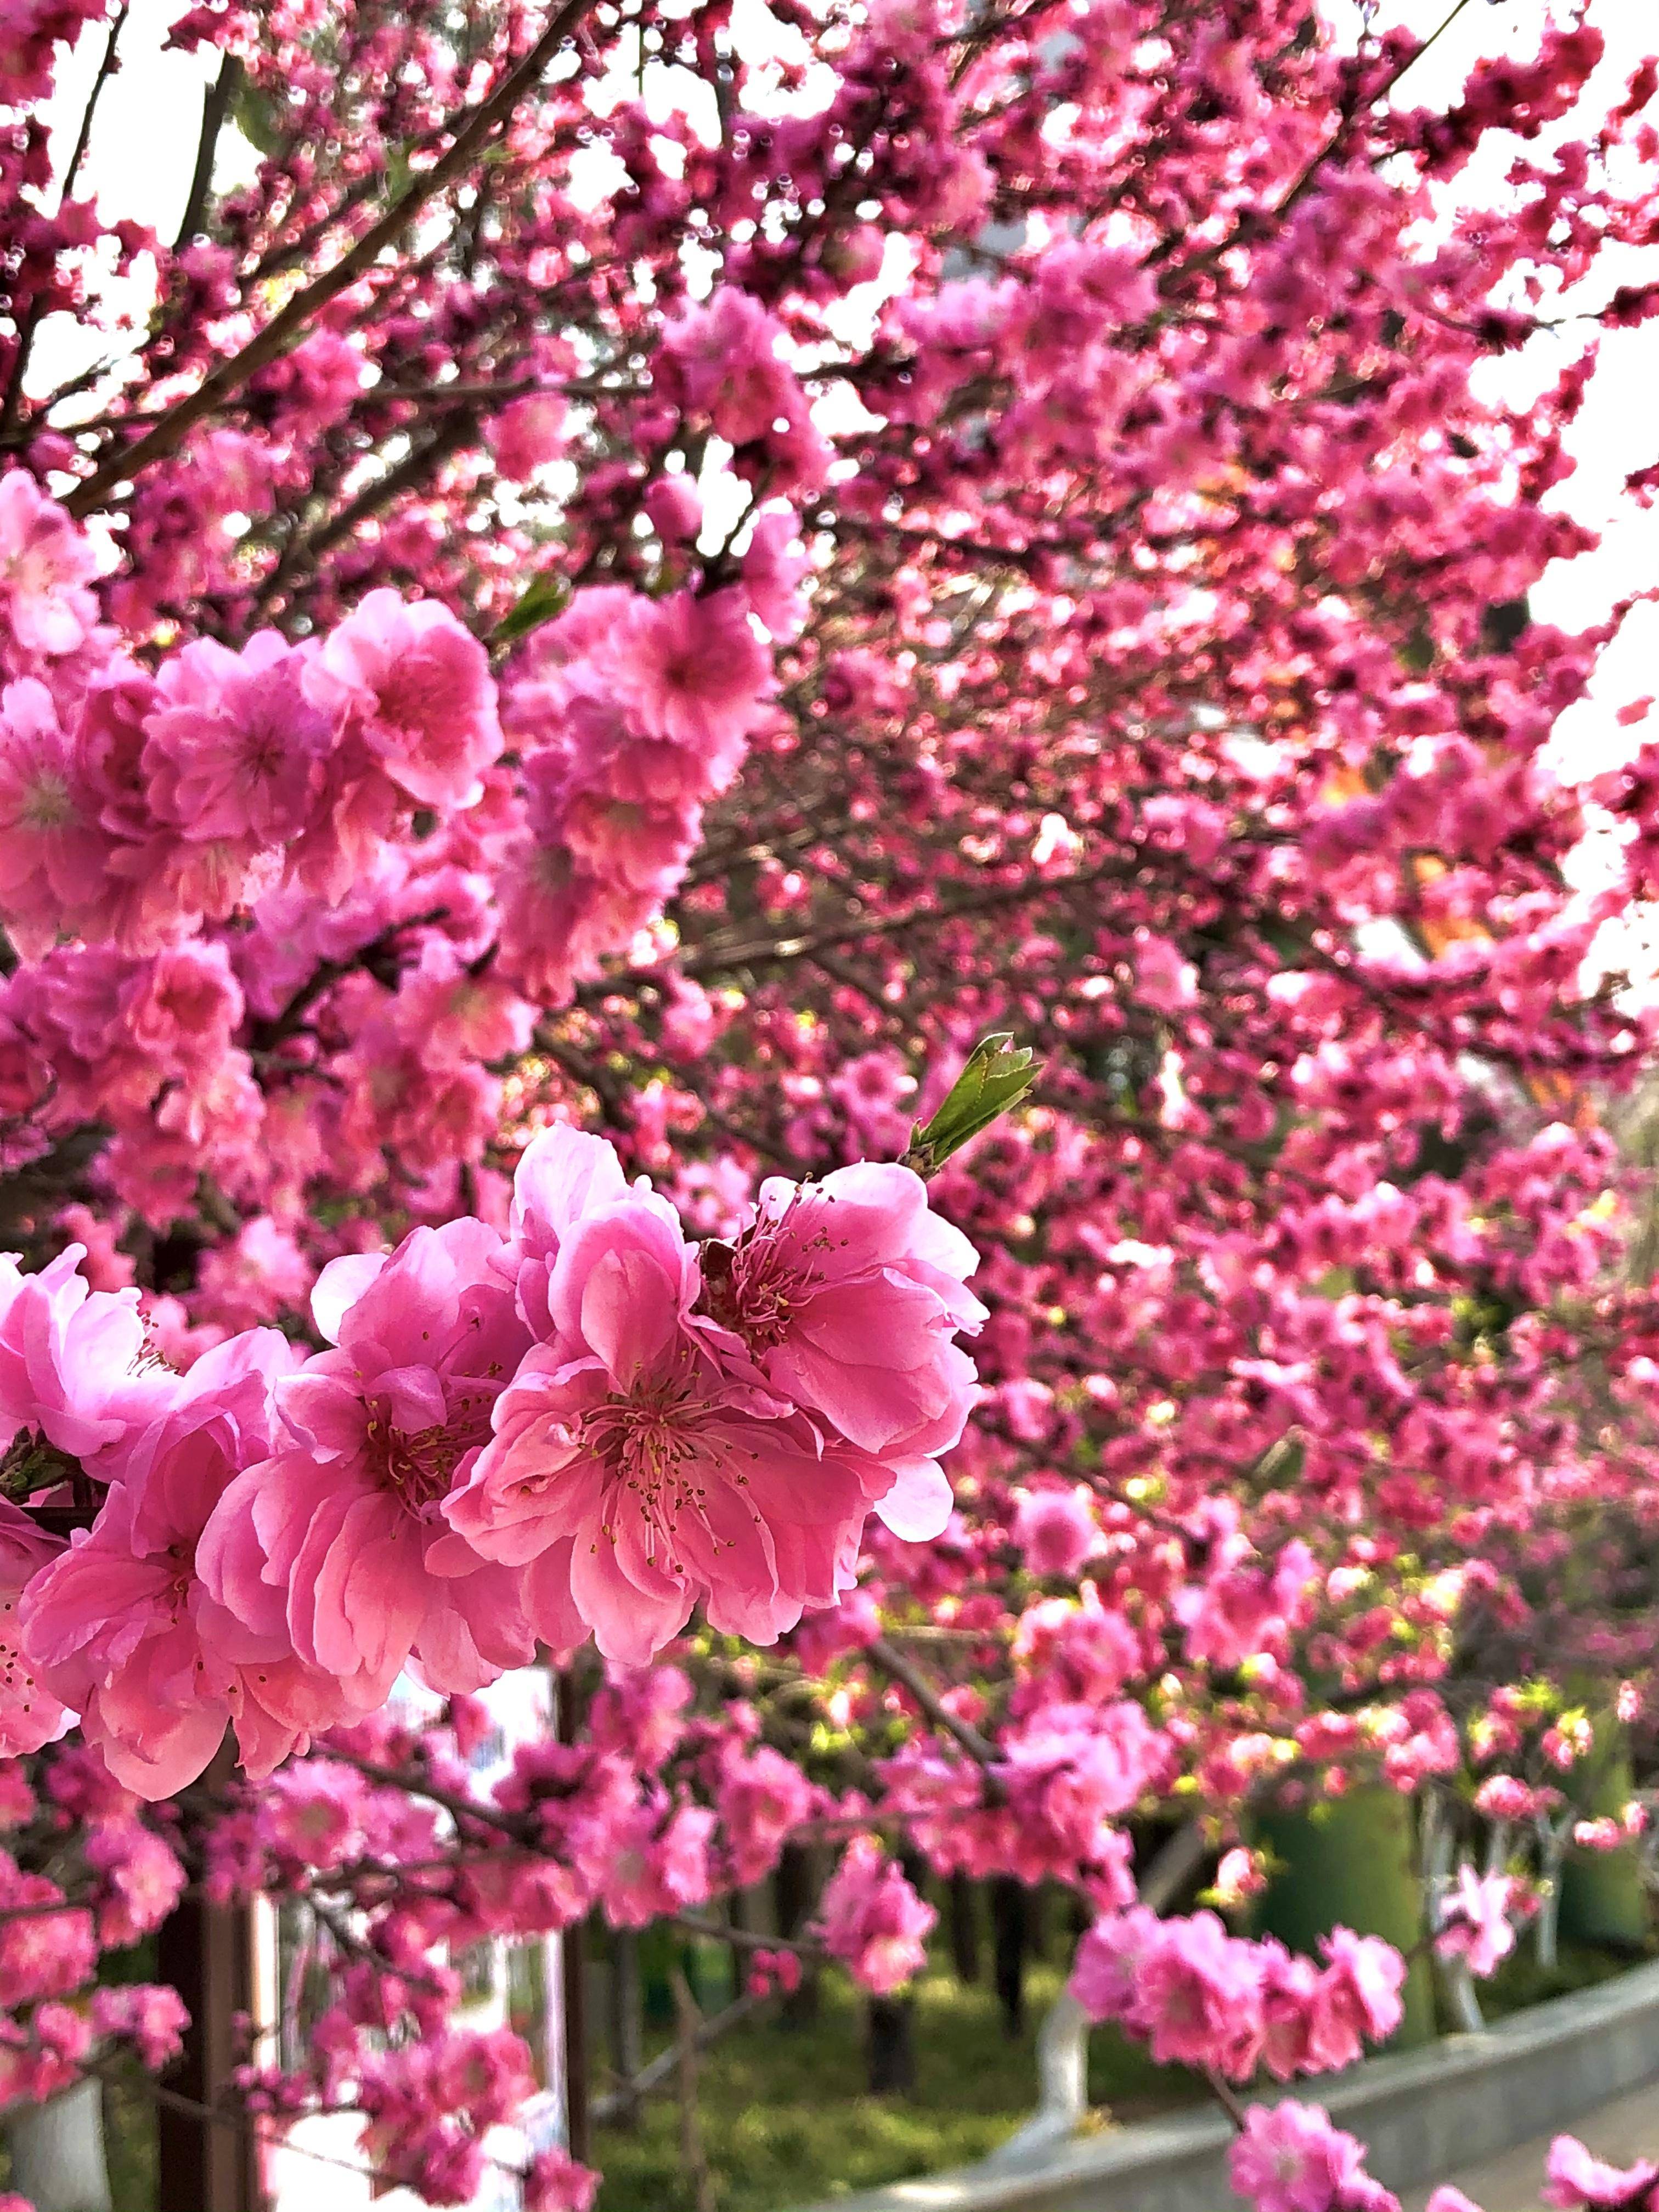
[1012,1484,1098,1579]
[0,473,98,659]
[1070,1904,1166,2028]
[817,1836,935,1994]
[448,1186,896,1664]
[20,1331,318,1795]
[142,630,336,844]
[0,1244,173,1472]
[1229,2102,1396,2212]
[310,589,501,810]
[1434,1865,1516,1979]
[200,1218,541,1716]
[1305,1928,1406,2070]
[489,391,569,482]
[660,288,798,448]
[91,1984,190,2070]
[1135,1909,1264,2076]
[0,1499,69,1756]
[82,1820,187,1943]
[607,588,775,759]
[0,678,109,953]
[525,2148,600,2212]
[1543,2137,1659,2210]
[707,1160,985,1537]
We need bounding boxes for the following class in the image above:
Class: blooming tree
[0,0,1655,2205]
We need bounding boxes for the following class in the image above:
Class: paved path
[1402,2079,1659,2211]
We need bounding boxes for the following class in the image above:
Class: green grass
[592,1959,1206,2212]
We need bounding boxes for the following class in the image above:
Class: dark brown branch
[60,4,130,204]
[174,50,242,251]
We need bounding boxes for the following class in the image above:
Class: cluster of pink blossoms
[0,473,802,1224]
[1071,1906,1406,2084]
[0,1131,981,1790]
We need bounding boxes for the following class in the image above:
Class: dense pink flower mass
[0,0,1654,2202]
[0,1138,981,1764]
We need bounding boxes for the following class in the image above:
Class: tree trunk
[606,1927,644,2131]
[775,1843,820,2028]
[947,1871,980,1985]
[156,1890,259,2212]
[865,1995,917,2095]
[991,1875,1028,2038]
[5,2079,114,2212]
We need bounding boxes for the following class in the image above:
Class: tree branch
[65,0,599,517]
[173,49,242,252]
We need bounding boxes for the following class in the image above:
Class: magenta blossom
[0,1500,68,1757]
[448,1188,895,1664]
[1229,2102,1397,2212]
[0,1244,174,1474]
[0,475,98,659]
[1434,1865,1517,1979]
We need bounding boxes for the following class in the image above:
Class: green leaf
[903,1032,1041,1175]
[493,571,570,646]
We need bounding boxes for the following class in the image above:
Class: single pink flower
[447,1189,893,1665]
[817,1836,935,1994]
[0,1499,69,1756]
[0,473,98,659]
[1306,1927,1406,2070]
[705,1160,984,1537]
[199,1218,542,1713]
[0,1244,174,1474]
[142,630,337,845]
[0,679,109,955]
[1434,1865,1516,1979]
[309,588,501,810]
[1229,2102,1389,2212]
[19,1331,312,1797]
[1543,2137,1659,2210]
[606,588,775,758]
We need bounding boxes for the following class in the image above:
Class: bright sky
[33,0,1659,786]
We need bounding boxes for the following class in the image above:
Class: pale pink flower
[0,1500,69,1756]
[309,588,501,810]
[0,1244,174,1474]
[1434,1865,1516,1979]
[1306,1928,1406,2070]
[1135,1909,1264,2075]
[199,1218,541,1714]
[1012,1484,1098,1579]
[488,391,568,482]
[660,289,798,447]
[1543,2136,1659,2210]
[706,1160,984,1537]
[0,473,98,658]
[1229,2102,1391,2212]
[1069,1903,1166,2027]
